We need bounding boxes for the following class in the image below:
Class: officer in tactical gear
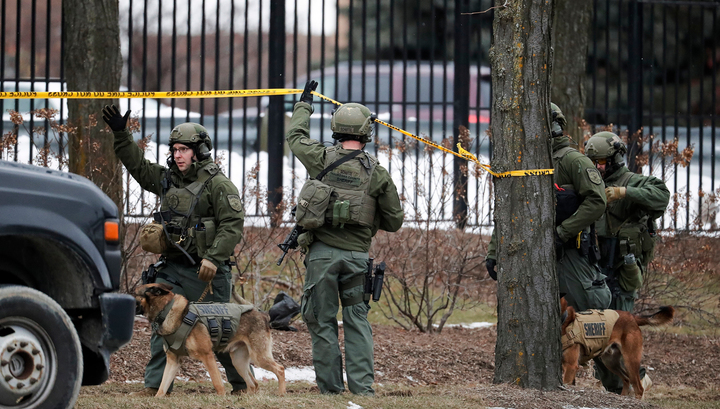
[486,103,611,312]
[286,81,403,395]
[585,131,669,394]
[101,105,249,396]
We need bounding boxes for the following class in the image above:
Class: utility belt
[142,255,233,284]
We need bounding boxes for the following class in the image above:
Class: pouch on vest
[194,218,217,259]
[619,253,643,292]
[332,200,350,228]
[295,179,334,229]
[140,222,168,254]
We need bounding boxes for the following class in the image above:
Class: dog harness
[561,309,620,359]
[154,300,254,356]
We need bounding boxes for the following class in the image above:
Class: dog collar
[154,298,176,327]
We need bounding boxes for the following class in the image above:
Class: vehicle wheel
[0,286,83,409]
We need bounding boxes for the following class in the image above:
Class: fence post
[627,0,644,172]
[268,0,286,224]
[453,0,470,228]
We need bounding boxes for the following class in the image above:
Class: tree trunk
[490,0,562,389]
[63,0,123,210]
[551,0,592,146]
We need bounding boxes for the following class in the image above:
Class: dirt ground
[107,317,720,408]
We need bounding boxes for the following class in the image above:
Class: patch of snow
[347,402,363,409]
[444,322,495,329]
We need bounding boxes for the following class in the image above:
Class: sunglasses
[593,158,607,165]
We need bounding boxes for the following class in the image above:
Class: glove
[605,186,626,203]
[485,259,497,281]
[555,229,566,259]
[299,80,318,104]
[102,104,130,132]
[197,259,218,282]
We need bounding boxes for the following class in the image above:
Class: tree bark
[63,0,123,210]
[490,0,562,389]
[551,0,592,146]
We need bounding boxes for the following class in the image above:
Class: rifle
[276,224,305,266]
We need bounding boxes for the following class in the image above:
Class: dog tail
[634,306,675,327]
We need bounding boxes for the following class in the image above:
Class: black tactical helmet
[169,122,212,161]
[331,103,376,143]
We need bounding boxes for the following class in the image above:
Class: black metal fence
[1,0,718,230]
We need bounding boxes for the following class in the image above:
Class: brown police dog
[560,302,674,399]
[134,283,286,397]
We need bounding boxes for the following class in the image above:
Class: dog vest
[155,300,254,356]
[561,309,620,359]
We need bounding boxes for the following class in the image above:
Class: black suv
[0,160,135,409]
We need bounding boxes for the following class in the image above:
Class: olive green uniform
[594,165,669,393]
[596,166,669,311]
[113,128,248,392]
[286,102,403,395]
[487,136,611,311]
[551,136,611,311]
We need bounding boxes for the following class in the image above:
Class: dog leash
[197,282,213,302]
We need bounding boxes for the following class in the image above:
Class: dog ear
[146,284,171,297]
[561,306,576,334]
[157,282,174,292]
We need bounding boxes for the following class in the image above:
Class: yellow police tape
[0,87,553,178]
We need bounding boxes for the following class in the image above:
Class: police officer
[287,81,403,395]
[102,105,248,396]
[486,103,611,312]
[585,131,669,393]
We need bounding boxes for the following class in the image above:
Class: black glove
[555,230,566,259]
[102,104,130,132]
[299,80,318,104]
[485,259,497,281]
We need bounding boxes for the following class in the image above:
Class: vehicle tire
[0,286,83,409]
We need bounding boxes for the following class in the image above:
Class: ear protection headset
[195,131,212,161]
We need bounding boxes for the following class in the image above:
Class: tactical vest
[603,171,655,291]
[159,163,220,258]
[305,146,377,229]
[561,309,619,360]
[156,300,255,356]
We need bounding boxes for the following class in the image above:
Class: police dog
[560,301,674,399]
[134,283,286,397]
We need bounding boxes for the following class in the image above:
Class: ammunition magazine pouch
[615,220,649,292]
[194,217,217,259]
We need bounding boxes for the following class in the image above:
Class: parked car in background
[276,61,492,150]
